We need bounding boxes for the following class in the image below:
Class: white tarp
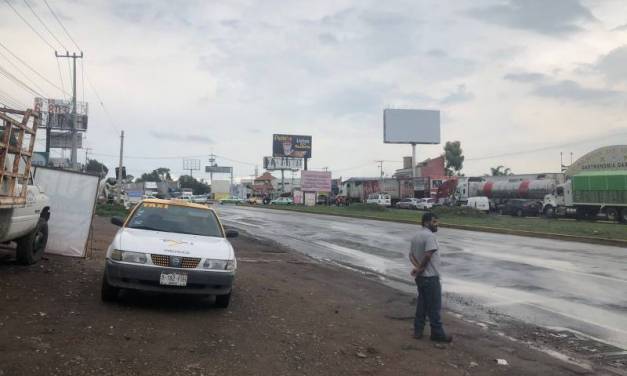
[34,167,100,257]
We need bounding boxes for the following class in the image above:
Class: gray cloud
[504,72,548,82]
[533,80,621,102]
[427,49,447,58]
[612,24,627,31]
[318,33,338,45]
[467,0,595,35]
[440,84,474,105]
[595,45,627,83]
[150,131,213,144]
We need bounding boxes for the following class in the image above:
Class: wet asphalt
[217,205,627,350]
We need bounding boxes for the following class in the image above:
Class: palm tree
[490,166,513,176]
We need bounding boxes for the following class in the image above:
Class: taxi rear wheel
[215,292,231,308]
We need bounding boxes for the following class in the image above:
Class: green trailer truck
[543,171,627,223]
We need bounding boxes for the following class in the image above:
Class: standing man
[409,212,452,342]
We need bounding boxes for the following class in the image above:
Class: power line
[0,88,24,108]
[22,0,67,50]
[466,129,627,162]
[0,41,69,96]
[83,68,119,132]
[42,0,81,51]
[55,56,66,100]
[3,0,56,50]
[0,47,48,96]
[0,62,45,97]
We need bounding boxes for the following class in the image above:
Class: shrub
[432,205,486,218]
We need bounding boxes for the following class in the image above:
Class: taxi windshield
[127,203,223,238]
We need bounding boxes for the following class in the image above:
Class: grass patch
[258,204,627,242]
[95,202,130,218]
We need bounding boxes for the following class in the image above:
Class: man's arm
[414,250,435,276]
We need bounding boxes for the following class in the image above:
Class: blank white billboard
[33,167,100,257]
[383,109,440,144]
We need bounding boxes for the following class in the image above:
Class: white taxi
[101,199,238,307]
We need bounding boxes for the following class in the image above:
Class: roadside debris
[496,359,509,366]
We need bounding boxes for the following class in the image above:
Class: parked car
[191,195,209,204]
[102,199,238,307]
[465,196,490,213]
[366,193,391,207]
[247,196,264,205]
[220,197,245,205]
[417,198,436,210]
[395,198,421,209]
[500,199,542,217]
[178,194,193,202]
[270,197,293,205]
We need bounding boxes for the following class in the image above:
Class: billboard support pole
[411,143,416,197]
[304,158,308,171]
[280,169,285,193]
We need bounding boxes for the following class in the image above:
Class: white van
[366,193,391,207]
[466,196,490,213]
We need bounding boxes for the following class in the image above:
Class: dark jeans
[414,276,446,338]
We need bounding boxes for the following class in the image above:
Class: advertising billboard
[205,166,233,174]
[273,134,312,158]
[49,132,83,149]
[34,98,89,131]
[301,171,332,192]
[263,157,303,171]
[383,109,440,144]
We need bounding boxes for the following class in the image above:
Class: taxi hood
[113,228,234,260]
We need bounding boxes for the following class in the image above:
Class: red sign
[301,171,331,192]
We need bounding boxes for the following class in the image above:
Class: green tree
[85,159,109,177]
[136,167,173,183]
[178,175,210,195]
[444,141,464,176]
[490,166,513,176]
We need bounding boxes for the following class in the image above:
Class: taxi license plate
[159,272,188,286]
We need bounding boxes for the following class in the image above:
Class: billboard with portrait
[272,134,312,158]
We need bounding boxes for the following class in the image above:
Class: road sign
[205,166,232,173]
[263,157,302,171]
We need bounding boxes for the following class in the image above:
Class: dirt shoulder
[0,216,596,375]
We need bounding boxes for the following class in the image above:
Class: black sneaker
[430,335,453,343]
[413,333,423,339]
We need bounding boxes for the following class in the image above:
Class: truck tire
[16,218,48,265]
[620,209,627,224]
[215,292,231,308]
[543,206,556,218]
[606,208,619,222]
[101,272,119,302]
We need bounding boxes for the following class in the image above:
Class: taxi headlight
[111,250,147,264]
[203,259,235,270]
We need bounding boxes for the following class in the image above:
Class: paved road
[218,205,627,350]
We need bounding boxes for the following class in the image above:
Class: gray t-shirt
[409,227,440,277]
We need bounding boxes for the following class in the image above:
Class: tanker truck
[542,171,627,223]
[478,179,557,213]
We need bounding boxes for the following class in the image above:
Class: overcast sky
[1,0,626,180]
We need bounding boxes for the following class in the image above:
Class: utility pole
[376,160,384,191]
[55,51,84,170]
[84,147,92,170]
[117,130,124,203]
[208,153,216,183]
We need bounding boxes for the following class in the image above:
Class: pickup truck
[0,182,50,264]
[0,107,50,264]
